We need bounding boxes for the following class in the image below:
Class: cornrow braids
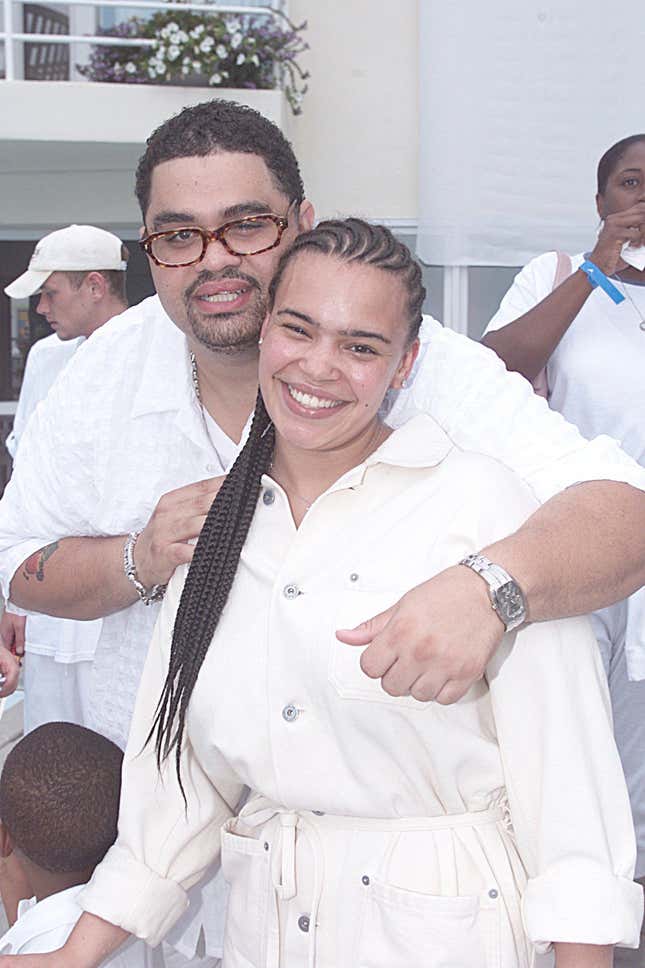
[151,393,275,798]
[268,217,426,343]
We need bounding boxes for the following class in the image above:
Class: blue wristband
[579,259,625,304]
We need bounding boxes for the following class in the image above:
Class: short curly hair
[135,99,305,218]
[0,722,123,874]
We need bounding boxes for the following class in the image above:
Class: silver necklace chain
[614,278,645,332]
[190,351,225,468]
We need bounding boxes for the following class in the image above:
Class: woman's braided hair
[152,218,426,794]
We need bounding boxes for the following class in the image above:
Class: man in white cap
[1,224,129,732]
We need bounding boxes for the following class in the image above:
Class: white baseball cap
[5,224,127,299]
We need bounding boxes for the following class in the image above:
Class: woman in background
[483,136,645,966]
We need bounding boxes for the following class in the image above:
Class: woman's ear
[390,338,420,390]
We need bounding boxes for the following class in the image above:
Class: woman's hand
[590,200,645,275]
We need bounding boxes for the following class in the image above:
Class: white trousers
[23,653,94,733]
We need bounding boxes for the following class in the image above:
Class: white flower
[148,66,157,77]
[165,21,179,32]
[209,72,222,85]
[225,17,240,34]
[190,24,204,38]
[215,43,227,58]
[181,64,190,75]
[200,37,215,53]
[221,69,229,78]
[230,31,243,49]
[192,60,201,71]
[251,53,260,66]
[155,46,166,59]
[175,30,189,43]
[236,52,245,65]
[155,60,166,74]
[167,44,180,61]
[124,61,137,73]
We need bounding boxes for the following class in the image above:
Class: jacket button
[297,914,310,933]
[282,704,299,722]
[488,888,499,899]
[283,583,300,599]
[361,875,370,886]
[263,489,275,505]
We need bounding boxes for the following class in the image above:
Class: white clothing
[486,253,645,674]
[592,602,645,879]
[5,333,83,460]
[22,652,94,734]
[486,252,645,466]
[0,885,163,965]
[81,415,643,966]
[5,332,102,673]
[1,295,644,959]
[0,293,644,747]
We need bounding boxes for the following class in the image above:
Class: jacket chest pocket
[328,587,429,710]
[357,878,500,968]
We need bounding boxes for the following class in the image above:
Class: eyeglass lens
[150,218,282,264]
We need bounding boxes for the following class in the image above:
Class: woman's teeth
[288,386,342,410]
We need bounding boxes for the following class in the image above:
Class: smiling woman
[20,219,642,968]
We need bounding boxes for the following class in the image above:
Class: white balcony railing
[0,0,285,81]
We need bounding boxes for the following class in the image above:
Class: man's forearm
[9,536,138,620]
[485,481,645,622]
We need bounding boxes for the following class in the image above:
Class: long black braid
[152,218,426,794]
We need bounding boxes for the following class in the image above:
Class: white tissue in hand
[621,244,645,271]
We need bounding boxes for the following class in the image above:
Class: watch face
[496,581,526,622]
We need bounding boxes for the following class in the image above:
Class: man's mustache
[183,269,262,304]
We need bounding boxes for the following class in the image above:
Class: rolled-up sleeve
[79,567,244,946]
[488,616,643,949]
[387,316,645,501]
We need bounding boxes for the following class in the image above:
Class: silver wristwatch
[458,553,527,632]
[123,531,167,605]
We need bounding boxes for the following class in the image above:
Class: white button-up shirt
[80,416,642,963]
[5,332,102,664]
[0,295,644,748]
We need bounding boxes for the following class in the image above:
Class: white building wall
[287,0,419,222]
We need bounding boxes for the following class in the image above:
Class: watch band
[123,531,167,605]
[458,553,526,632]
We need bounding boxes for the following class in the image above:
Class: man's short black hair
[0,722,123,874]
[135,99,305,219]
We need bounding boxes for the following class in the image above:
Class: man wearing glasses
[0,97,644,964]
[1,95,645,736]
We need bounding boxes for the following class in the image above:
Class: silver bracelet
[123,531,167,605]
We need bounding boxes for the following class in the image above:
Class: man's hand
[0,612,25,660]
[0,643,20,697]
[133,477,225,589]
[336,565,505,704]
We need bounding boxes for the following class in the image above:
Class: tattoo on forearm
[21,541,60,582]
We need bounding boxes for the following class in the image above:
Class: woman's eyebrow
[277,309,391,345]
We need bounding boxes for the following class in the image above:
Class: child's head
[0,722,123,881]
